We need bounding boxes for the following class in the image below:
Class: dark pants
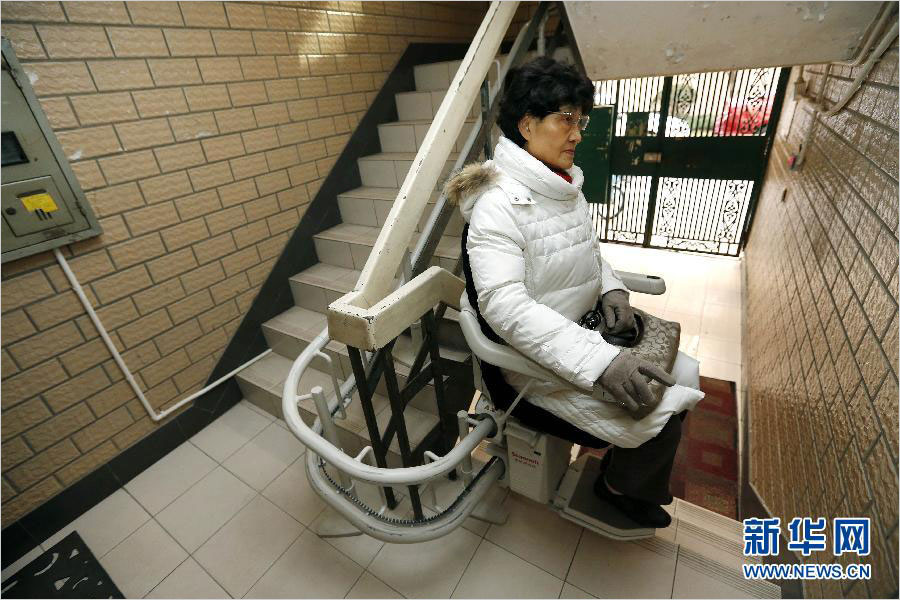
[497,389,684,506]
[601,412,684,505]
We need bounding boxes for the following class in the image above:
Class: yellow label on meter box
[20,192,58,213]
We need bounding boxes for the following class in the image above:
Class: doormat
[1,531,123,599]
[669,376,739,519]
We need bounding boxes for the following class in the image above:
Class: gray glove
[600,289,636,334]
[593,350,676,416]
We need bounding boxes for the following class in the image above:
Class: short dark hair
[497,56,594,147]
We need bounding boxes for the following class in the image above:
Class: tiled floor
[1,245,752,599]
[2,399,762,599]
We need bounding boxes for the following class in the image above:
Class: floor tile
[698,357,742,385]
[195,495,303,598]
[485,492,582,580]
[156,466,256,552]
[369,526,481,599]
[664,310,702,336]
[99,519,187,598]
[223,421,305,491]
[559,582,596,598]
[146,557,229,599]
[420,472,504,537]
[240,397,276,421]
[346,571,403,598]
[124,441,217,515]
[452,539,564,599]
[42,489,150,557]
[697,335,742,365]
[311,508,385,569]
[262,455,327,526]
[700,303,741,339]
[246,528,362,599]
[567,532,678,599]
[190,402,271,463]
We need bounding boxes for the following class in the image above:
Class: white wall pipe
[837,2,893,67]
[794,19,898,167]
[820,21,898,117]
[54,248,271,422]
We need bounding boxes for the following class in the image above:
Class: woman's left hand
[600,290,636,334]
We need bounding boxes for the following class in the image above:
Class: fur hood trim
[443,161,502,223]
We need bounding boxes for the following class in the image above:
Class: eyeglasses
[549,111,590,131]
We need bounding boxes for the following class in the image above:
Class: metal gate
[583,67,790,256]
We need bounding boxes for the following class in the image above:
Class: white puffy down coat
[450,136,701,448]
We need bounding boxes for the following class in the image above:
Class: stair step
[337,186,464,237]
[357,151,459,189]
[412,55,504,92]
[378,118,476,153]
[260,305,469,413]
[262,305,470,375]
[396,89,483,122]
[312,222,460,272]
[289,262,359,313]
[235,354,439,466]
[675,544,781,598]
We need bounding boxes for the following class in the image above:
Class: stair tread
[263,304,469,366]
[314,222,461,259]
[237,355,438,452]
[338,186,444,204]
[359,151,460,161]
[380,118,476,127]
[290,263,361,294]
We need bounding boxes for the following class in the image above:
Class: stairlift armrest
[458,293,580,391]
[613,270,666,295]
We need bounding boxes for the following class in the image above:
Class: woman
[446,57,702,529]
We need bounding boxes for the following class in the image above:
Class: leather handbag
[579,306,681,419]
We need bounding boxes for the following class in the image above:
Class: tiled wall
[745,36,899,598]
[0,1,489,526]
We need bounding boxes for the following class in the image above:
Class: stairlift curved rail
[282,327,497,487]
[304,450,505,543]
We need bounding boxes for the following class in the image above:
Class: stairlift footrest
[553,454,656,541]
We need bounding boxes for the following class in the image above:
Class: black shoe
[593,475,672,529]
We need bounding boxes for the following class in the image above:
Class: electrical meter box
[1,39,102,263]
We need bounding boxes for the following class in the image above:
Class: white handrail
[325,1,520,351]
[354,0,518,307]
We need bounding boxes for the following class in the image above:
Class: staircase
[236,58,479,467]
[235,56,783,598]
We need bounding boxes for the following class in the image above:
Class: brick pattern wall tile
[746,48,899,599]
[0,0,486,526]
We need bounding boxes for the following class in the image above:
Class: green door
[574,105,613,206]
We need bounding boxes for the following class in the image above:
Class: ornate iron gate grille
[589,67,789,256]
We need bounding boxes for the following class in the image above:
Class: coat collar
[492,136,584,202]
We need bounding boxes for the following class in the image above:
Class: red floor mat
[669,376,739,519]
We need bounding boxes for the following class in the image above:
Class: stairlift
[282,266,702,544]
[456,271,702,541]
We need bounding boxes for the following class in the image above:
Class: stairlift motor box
[504,421,573,504]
